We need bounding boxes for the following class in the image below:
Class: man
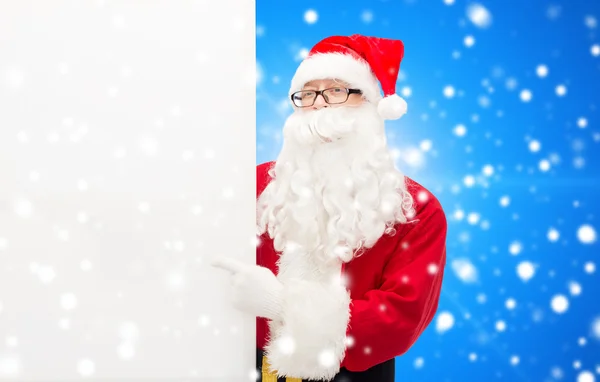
[213,34,447,382]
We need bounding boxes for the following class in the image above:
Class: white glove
[211,257,283,321]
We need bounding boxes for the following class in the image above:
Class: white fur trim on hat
[289,53,382,105]
[378,94,407,120]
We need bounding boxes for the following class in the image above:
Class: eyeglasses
[290,87,362,107]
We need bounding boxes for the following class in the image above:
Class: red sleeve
[256,161,275,198]
[341,198,448,372]
[256,161,276,351]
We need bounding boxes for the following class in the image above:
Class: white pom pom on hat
[378,93,408,120]
[289,34,408,120]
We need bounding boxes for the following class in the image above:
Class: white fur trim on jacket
[264,279,351,381]
[289,52,382,104]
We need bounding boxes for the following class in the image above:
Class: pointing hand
[211,257,283,320]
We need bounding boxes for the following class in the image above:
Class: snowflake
[550,294,569,314]
[361,10,374,24]
[77,359,95,377]
[536,64,549,78]
[276,336,296,355]
[436,311,455,333]
[577,370,595,382]
[519,89,533,102]
[466,3,492,28]
[504,298,517,310]
[464,35,476,48]
[591,316,600,340]
[516,261,535,282]
[547,228,560,242]
[510,355,520,365]
[443,85,456,98]
[117,342,135,360]
[569,281,582,296]
[577,224,596,244]
[451,258,478,283]
[453,124,467,137]
[60,293,78,310]
[495,320,507,332]
[304,9,318,24]
[509,241,523,256]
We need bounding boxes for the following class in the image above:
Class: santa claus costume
[214,34,447,382]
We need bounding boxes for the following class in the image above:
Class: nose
[312,93,328,110]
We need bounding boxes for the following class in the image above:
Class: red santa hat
[289,34,408,120]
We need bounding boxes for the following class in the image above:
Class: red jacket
[256,161,447,376]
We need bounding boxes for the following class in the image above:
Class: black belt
[256,348,395,382]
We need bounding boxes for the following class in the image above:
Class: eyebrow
[302,81,341,89]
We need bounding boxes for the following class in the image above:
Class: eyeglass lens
[292,88,349,107]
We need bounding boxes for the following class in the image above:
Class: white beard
[257,103,415,268]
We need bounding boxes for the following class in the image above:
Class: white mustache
[285,107,359,145]
[307,118,334,142]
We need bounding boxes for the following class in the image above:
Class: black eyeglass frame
[290,87,363,107]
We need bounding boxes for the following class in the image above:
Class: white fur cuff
[264,280,351,381]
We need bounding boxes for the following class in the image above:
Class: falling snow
[577,224,597,244]
[539,159,551,172]
[435,311,455,333]
[453,124,467,137]
[505,298,517,310]
[584,262,596,274]
[536,64,549,78]
[584,15,597,29]
[568,281,582,296]
[495,320,507,332]
[591,317,600,340]
[318,349,336,367]
[516,261,536,282]
[464,35,475,48]
[13,198,34,218]
[451,258,478,283]
[60,293,78,311]
[550,294,569,314]
[443,85,456,98]
[0,356,20,376]
[304,9,318,24]
[361,10,374,24]
[509,241,523,256]
[547,227,560,242]
[77,359,95,377]
[529,139,541,152]
[577,371,595,382]
[0,2,594,382]
[466,3,492,29]
[520,89,533,102]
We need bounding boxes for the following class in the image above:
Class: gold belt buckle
[262,355,302,382]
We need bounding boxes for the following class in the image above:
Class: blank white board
[0,0,256,380]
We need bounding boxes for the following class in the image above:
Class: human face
[293,79,364,110]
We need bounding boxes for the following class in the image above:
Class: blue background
[256,1,600,381]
